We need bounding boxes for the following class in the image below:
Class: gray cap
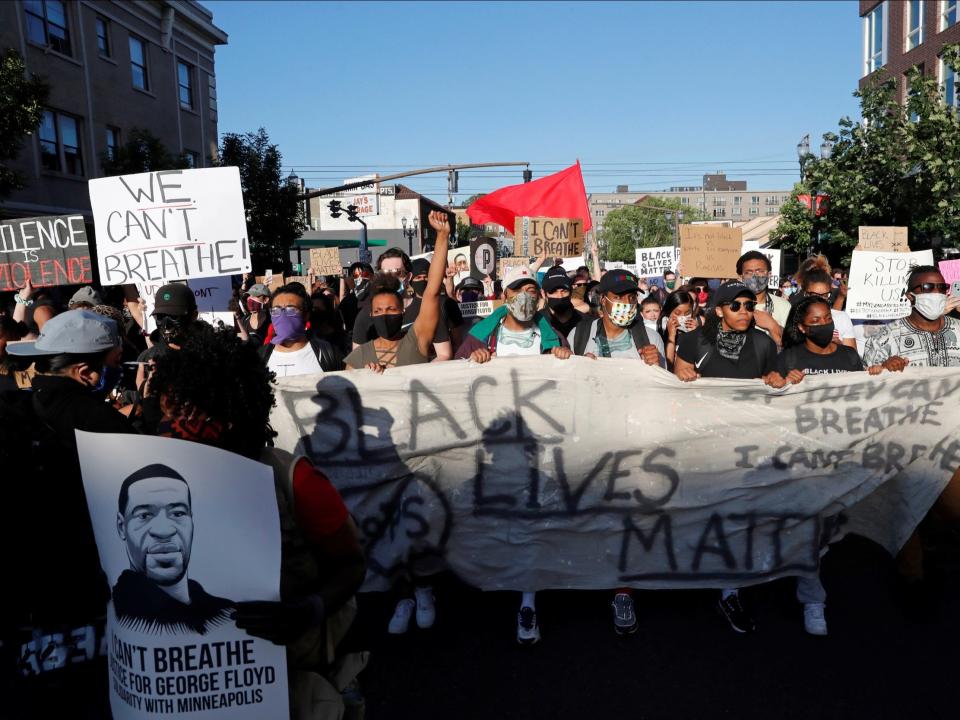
[6,309,119,357]
[69,286,103,307]
[248,283,271,297]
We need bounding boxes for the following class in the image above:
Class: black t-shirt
[677,327,777,379]
[352,296,451,345]
[547,308,584,339]
[777,343,864,375]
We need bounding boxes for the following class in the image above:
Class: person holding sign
[862,266,960,369]
[344,212,451,372]
[738,251,789,346]
[673,281,789,634]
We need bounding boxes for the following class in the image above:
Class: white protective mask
[912,293,947,321]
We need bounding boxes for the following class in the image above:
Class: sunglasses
[910,283,950,294]
[723,300,756,312]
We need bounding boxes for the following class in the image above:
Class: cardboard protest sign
[271,361,960,592]
[846,249,934,320]
[634,246,680,277]
[309,247,341,276]
[497,257,529,276]
[285,276,311,289]
[856,226,909,253]
[89,167,250,286]
[0,214,92,291]
[470,237,498,281]
[678,224,741,278]
[459,299,501,319]
[76,432,288,719]
[255,275,285,293]
[514,217,583,258]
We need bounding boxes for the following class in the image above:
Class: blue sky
[209,1,862,200]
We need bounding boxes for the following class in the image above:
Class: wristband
[15,295,34,306]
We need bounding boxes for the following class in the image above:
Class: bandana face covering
[716,328,748,361]
[605,298,638,327]
[270,312,306,344]
[507,292,537,322]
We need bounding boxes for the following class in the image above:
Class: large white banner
[77,432,288,720]
[90,167,251,286]
[270,359,960,592]
[846,249,934,320]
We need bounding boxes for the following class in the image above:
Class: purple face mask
[270,312,306,344]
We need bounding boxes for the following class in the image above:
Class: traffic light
[523,169,532,183]
[448,170,459,194]
[328,200,342,218]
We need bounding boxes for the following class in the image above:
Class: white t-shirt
[496,325,542,357]
[566,319,665,360]
[267,343,323,377]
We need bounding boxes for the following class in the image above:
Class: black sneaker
[718,592,756,634]
[517,606,541,645]
[611,593,639,636]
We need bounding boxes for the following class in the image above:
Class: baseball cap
[713,280,757,306]
[7,309,119,357]
[410,258,431,277]
[69,286,103,307]
[456,276,483,293]
[598,269,640,296]
[502,265,538,290]
[248,283,271,298]
[544,266,569,279]
[542,274,572,293]
[152,283,196,316]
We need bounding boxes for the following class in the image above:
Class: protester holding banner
[738,251,790,346]
[800,270,858,350]
[259,283,344,377]
[657,289,701,369]
[345,212,451,373]
[779,297,873,377]
[862,266,960,369]
[541,270,583,338]
[146,328,369,717]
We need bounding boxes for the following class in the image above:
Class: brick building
[0,0,227,219]
[860,0,959,105]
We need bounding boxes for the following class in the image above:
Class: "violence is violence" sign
[89,167,251,286]
[0,214,92,291]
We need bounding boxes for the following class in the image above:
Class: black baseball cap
[713,280,756,306]
[152,283,196,316]
[542,274,572,292]
[544,265,569,279]
[456,276,483,292]
[598,269,639,295]
[411,258,431,277]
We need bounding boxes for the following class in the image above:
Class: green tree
[462,193,486,207]
[219,127,303,272]
[0,48,49,202]
[599,197,705,263]
[770,43,960,261]
[101,128,189,176]
[455,217,473,247]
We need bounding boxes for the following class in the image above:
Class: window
[680,197,690,205]
[906,0,923,50]
[942,57,959,108]
[766,207,778,216]
[732,207,742,216]
[942,0,958,31]
[39,109,83,175]
[96,16,110,56]
[712,208,726,218]
[750,196,759,204]
[749,207,759,216]
[25,0,71,55]
[863,2,886,75]
[129,36,149,90]
[733,196,741,205]
[183,150,200,168]
[177,61,194,109]
[105,126,120,161]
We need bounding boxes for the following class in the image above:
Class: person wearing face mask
[338,262,374,341]
[569,273,593,315]
[310,288,350,356]
[541,271,583,338]
[658,289,701,369]
[779,297,874,377]
[238,283,272,346]
[345,212,451,373]
[674,281,788,635]
[570,269,664,365]
[137,283,201,364]
[862,266,960,369]
[800,270,858,350]
[737,251,790,346]
[688,277,712,310]
[258,285,343,377]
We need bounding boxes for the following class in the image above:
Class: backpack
[572,317,653,357]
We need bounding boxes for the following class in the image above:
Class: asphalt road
[356,533,960,720]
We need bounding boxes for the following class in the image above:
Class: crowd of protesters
[2,210,960,717]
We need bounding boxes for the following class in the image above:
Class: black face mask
[410,280,428,297]
[373,313,404,340]
[804,322,835,348]
[460,291,480,304]
[547,296,573,313]
[156,314,187,343]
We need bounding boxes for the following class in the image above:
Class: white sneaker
[517,606,540,645]
[803,603,828,636]
[388,599,415,634]
[414,586,436,629]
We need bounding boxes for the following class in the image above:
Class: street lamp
[401,217,419,256]
[797,134,833,256]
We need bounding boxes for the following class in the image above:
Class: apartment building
[0,0,227,219]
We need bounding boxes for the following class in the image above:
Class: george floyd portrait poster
[76,431,289,720]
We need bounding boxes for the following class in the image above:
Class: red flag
[467,161,592,232]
